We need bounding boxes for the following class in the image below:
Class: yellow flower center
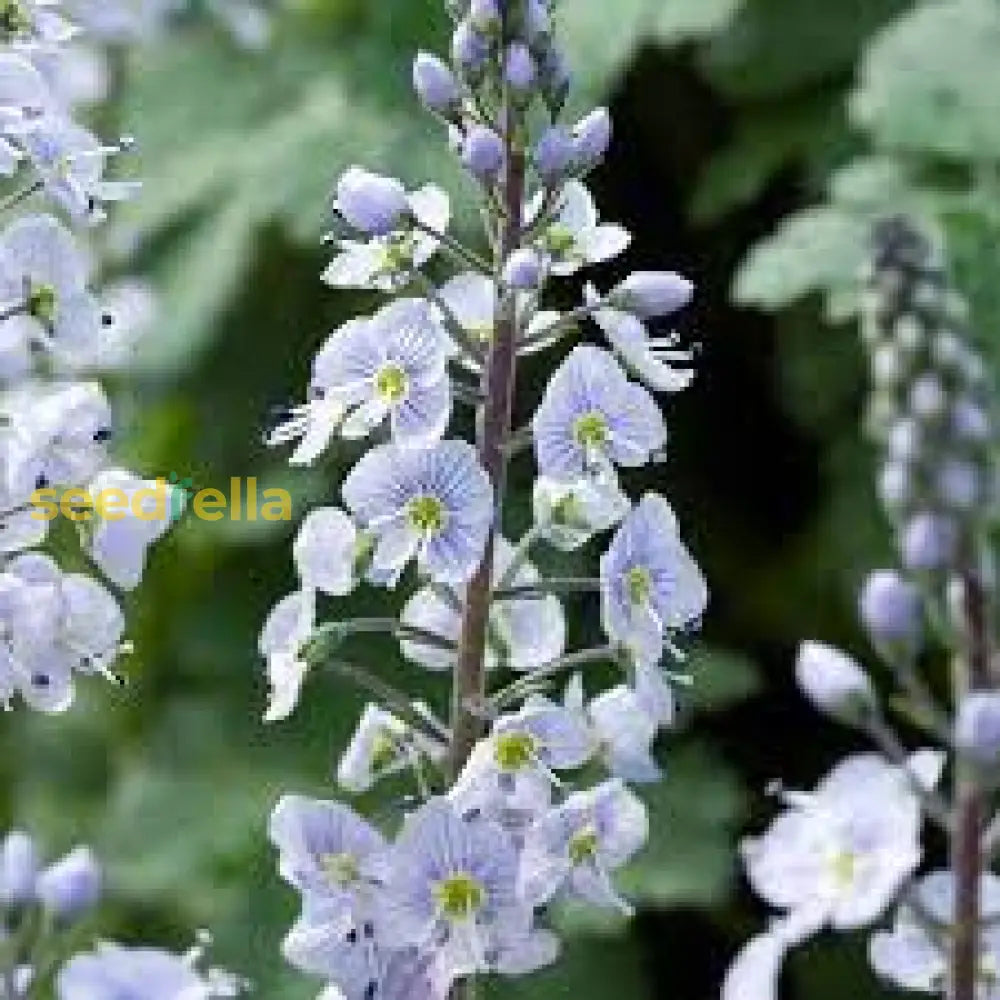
[545,224,577,256]
[626,566,652,606]
[27,282,57,324]
[375,363,408,403]
[568,827,600,865]
[574,412,608,449]
[466,321,493,344]
[494,731,537,772]
[434,873,486,919]
[0,1,29,36]
[321,851,359,887]
[829,850,856,888]
[408,495,447,535]
[370,728,399,772]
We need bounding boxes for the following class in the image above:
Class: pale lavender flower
[293,507,361,598]
[600,494,707,664]
[36,845,101,919]
[259,589,315,722]
[323,184,450,293]
[400,537,565,673]
[581,681,662,784]
[380,799,545,996]
[585,281,695,393]
[312,299,451,448]
[341,440,492,587]
[533,345,666,480]
[504,43,535,92]
[269,795,386,924]
[0,829,38,904]
[532,474,629,551]
[450,698,593,825]
[58,941,244,1000]
[527,181,630,277]
[519,779,647,912]
[723,752,942,1000]
[859,569,922,647]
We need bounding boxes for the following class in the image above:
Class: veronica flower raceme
[600,493,707,665]
[324,169,450,293]
[342,439,492,587]
[723,751,944,1000]
[399,536,566,673]
[533,344,666,481]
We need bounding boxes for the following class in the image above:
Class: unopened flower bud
[909,372,947,421]
[533,125,575,183]
[469,0,500,32]
[461,125,505,181]
[795,641,876,721]
[413,52,460,112]
[886,418,922,463]
[335,167,409,236]
[937,459,981,512]
[37,846,101,920]
[504,248,543,289]
[894,315,923,353]
[0,831,38,906]
[879,462,913,511]
[524,0,550,39]
[956,692,1000,767]
[860,570,922,647]
[573,107,612,169]
[608,271,694,318]
[952,398,992,444]
[901,512,957,572]
[452,21,489,73]
[871,342,904,388]
[504,43,536,92]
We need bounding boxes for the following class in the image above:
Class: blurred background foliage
[3,0,999,996]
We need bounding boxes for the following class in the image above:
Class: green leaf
[617,742,746,909]
[851,0,1000,160]
[687,647,762,712]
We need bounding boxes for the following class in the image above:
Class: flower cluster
[725,217,1000,1000]
[861,215,996,576]
[0,0,178,711]
[262,0,707,996]
[0,829,243,999]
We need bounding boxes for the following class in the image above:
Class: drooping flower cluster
[261,0,707,996]
[0,829,243,999]
[725,217,1000,1000]
[0,0,178,711]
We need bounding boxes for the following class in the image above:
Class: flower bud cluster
[0,1,177,712]
[862,216,996,573]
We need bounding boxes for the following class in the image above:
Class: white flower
[528,181,630,277]
[723,752,943,1000]
[337,704,445,794]
[323,184,450,293]
[585,282,695,394]
[293,507,360,597]
[795,641,876,721]
[87,468,176,590]
[259,590,315,723]
[532,474,629,552]
[398,537,566,673]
